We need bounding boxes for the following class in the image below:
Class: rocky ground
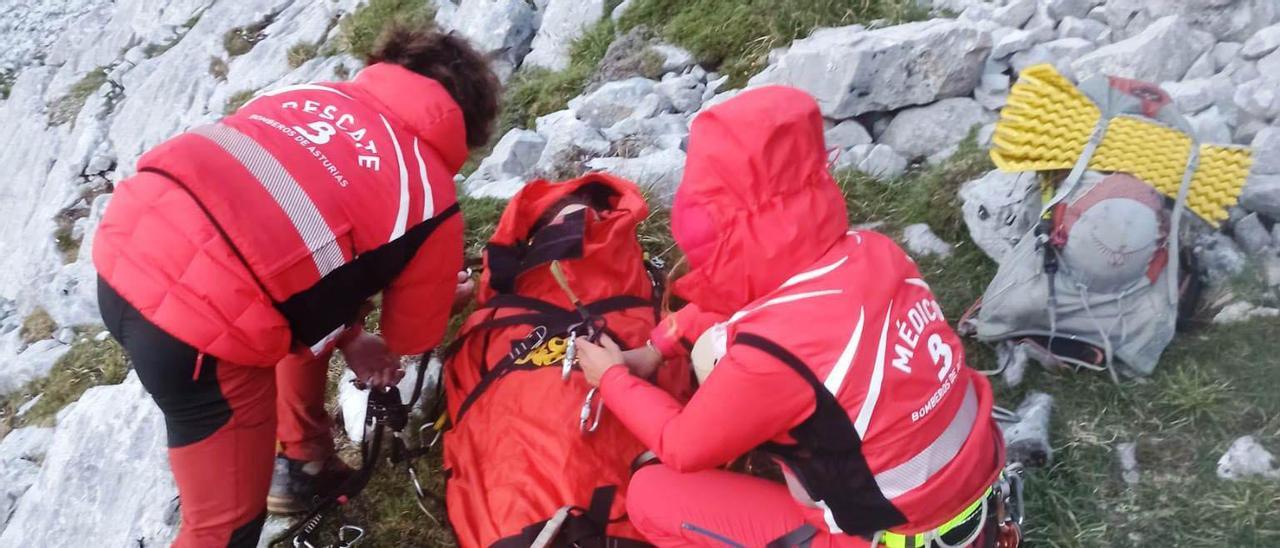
[1,0,1279,546]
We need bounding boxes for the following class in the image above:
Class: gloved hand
[341,329,404,388]
[575,334,625,387]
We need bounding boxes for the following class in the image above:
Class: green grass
[330,0,435,59]
[224,88,258,115]
[53,224,80,264]
[618,0,930,86]
[0,331,129,433]
[500,18,619,132]
[458,192,508,259]
[19,308,57,345]
[223,13,277,57]
[0,69,13,100]
[47,67,108,127]
[287,41,320,69]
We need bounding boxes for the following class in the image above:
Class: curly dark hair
[367,25,501,149]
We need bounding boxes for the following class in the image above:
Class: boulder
[879,98,995,161]
[1242,173,1280,218]
[569,78,662,129]
[1012,37,1097,78]
[1207,74,1241,120]
[1188,106,1234,145]
[960,170,1040,263]
[654,73,705,114]
[0,373,178,547]
[600,113,690,153]
[651,44,697,74]
[749,19,992,118]
[1001,392,1054,468]
[523,0,606,71]
[1222,56,1261,85]
[1045,0,1099,20]
[1213,301,1280,324]
[1195,231,1247,285]
[1184,51,1217,80]
[992,29,1038,59]
[435,0,538,81]
[1242,22,1280,59]
[991,0,1037,28]
[975,71,1012,111]
[996,341,1030,387]
[1216,435,1280,480]
[824,120,873,150]
[1162,79,1215,115]
[1233,212,1273,254]
[0,427,53,528]
[901,224,954,258]
[1072,16,1216,83]
[853,144,909,179]
[1058,16,1110,43]
[464,129,547,198]
[1213,41,1245,70]
[533,110,612,178]
[1106,0,1277,43]
[1250,127,1280,176]
[585,148,686,202]
[0,338,71,397]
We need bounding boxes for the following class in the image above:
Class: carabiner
[335,525,365,548]
[579,387,604,433]
[562,329,579,381]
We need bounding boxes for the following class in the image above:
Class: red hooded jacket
[94,63,465,365]
[600,86,1004,536]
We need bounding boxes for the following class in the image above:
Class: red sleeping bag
[443,174,691,548]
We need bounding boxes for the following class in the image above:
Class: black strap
[490,486,653,548]
[443,295,653,360]
[487,210,587,294]
[766,525,817,548]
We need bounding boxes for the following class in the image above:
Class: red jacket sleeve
[380,214,463,355]
[599,342,815,472]
[649,303,728,359]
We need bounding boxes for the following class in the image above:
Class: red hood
[672,86,849,315]
[341,62,470,174]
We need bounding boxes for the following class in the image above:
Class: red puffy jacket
[94,63,465,365]
[601,86,1005,537]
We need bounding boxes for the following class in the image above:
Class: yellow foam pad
[990,64,1252,225]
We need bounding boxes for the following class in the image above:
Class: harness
[271,352,444,548]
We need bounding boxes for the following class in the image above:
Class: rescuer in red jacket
[575,87,1006,547]
[92,27,500,547]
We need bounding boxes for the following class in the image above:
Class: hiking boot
[266,455,354,515]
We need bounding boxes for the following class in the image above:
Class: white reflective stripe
[728,290,843,324]
[823,307,865,396]
[380,114,410,241]
[309,325,346,355]
[906,278,931,290]
[875,384,979,499]
[854,303,894,437]
[780,256,848,289]
[258,84,354,100]
[819,501,844,534]
[193,124,345,277]
[412,138,435,219]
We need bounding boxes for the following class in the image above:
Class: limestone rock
[435,0,538,81]
[464,129,547,199]
[533,110,613,178]
[1184,51,1218,80]
[524,0,606,71]
[1216,435,1280,480]
[1195,231,1247,286]
[1241,174,1280,217]
[1234,212,1273,254]
[654,73,705,114]
[879,98,995,161]
[1214,41,1245,70]
[1058,16,1110,43]
[0,427,53,527]
[1012,37,1097,79]
[824,120,873,150]
[1242,22,1280,59]
[902,224,954,259]
[960,170,1040,263]
[853,144,909,179]
[1163,79,1216,115]
[1106,0,1277,43]
[1073,16,1216,83]
[992,29,1038,59]
[991,0,1037,28]
[1045,0,1099,20]
[651,44,697,74]
[1213,301,1280,324]
[585,148,687,202]
[1002,392,1054,468]
[750,20,992,118]
[570,78,662,129]
[1187,106,1233,145]
[0,373,178,546]
[1250,127,1280,176]
[1116,441,1140,485]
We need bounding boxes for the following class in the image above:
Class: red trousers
[627,465,869,548]
[102,278,334,547]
